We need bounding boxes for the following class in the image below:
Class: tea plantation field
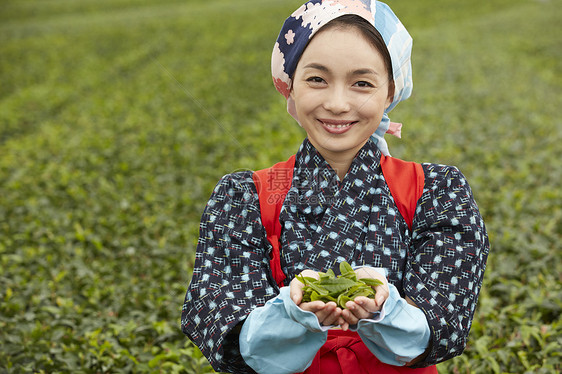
[1,0,560,372]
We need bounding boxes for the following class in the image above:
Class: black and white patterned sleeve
[405,164,490,367]
[180,171,277,373]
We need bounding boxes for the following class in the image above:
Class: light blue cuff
[239,287,327,374]
[281,287,328,333]
[354,283,431,366]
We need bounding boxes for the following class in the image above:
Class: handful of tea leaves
[296,261,383,309]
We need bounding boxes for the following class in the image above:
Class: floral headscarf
[272,0,413,156]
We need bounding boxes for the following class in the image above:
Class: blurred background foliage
[0,0,560,372]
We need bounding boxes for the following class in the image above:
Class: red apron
[300,330,437,374]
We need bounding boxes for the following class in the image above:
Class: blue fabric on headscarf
[271,0,413,156]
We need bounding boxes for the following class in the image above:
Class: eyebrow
[303,63,380,76]
[351,68,379,76]
[303,63,329,72]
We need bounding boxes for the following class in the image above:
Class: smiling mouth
[319,119,357,132]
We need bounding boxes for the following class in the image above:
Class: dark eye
[354,81,374,88]
[306,76,325,84]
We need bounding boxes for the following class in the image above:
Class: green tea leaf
[349,288,374,299]
[337,294,352,309]
[297,275,318,285]
[319,269,336,281]
[310,291,321,302]
[359,278,384,287]
[298,262,380,308]
[340,261,354,274]
[319,277,357,295]
[306,281,329,296]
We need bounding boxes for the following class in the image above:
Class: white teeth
[324,123,352,128]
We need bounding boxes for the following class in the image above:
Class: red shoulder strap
[252,155,295,288]
[380,154,425,231]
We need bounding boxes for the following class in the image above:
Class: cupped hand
[289,270,346,328]
[341,267,389,326]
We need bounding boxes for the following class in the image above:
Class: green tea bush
[1,0,560,372]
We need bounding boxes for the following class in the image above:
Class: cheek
[293,89,319,111]
[360,96,387,118]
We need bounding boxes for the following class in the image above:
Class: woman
[181,1,489,373]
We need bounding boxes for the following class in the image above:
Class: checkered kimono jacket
[181,138,489,373]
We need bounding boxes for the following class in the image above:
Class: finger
[345,301,372,320]
[313,303,334,323]
[374,285,389,306]
[341,307,359,326]
[290,270,320,305]
[318,303,341,326]
[289,278,305,305]
[299,300,326,313]
[352,297,380,316]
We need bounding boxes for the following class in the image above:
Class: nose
[322,85,351,114]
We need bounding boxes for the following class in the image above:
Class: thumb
[292,294,301,305]
[375,284,389,306]
[290,279,304,305]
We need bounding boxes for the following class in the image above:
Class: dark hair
[320,14,395,97]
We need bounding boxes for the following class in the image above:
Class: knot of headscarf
[271,0,413,156]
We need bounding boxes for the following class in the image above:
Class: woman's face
[290,26,392,162]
